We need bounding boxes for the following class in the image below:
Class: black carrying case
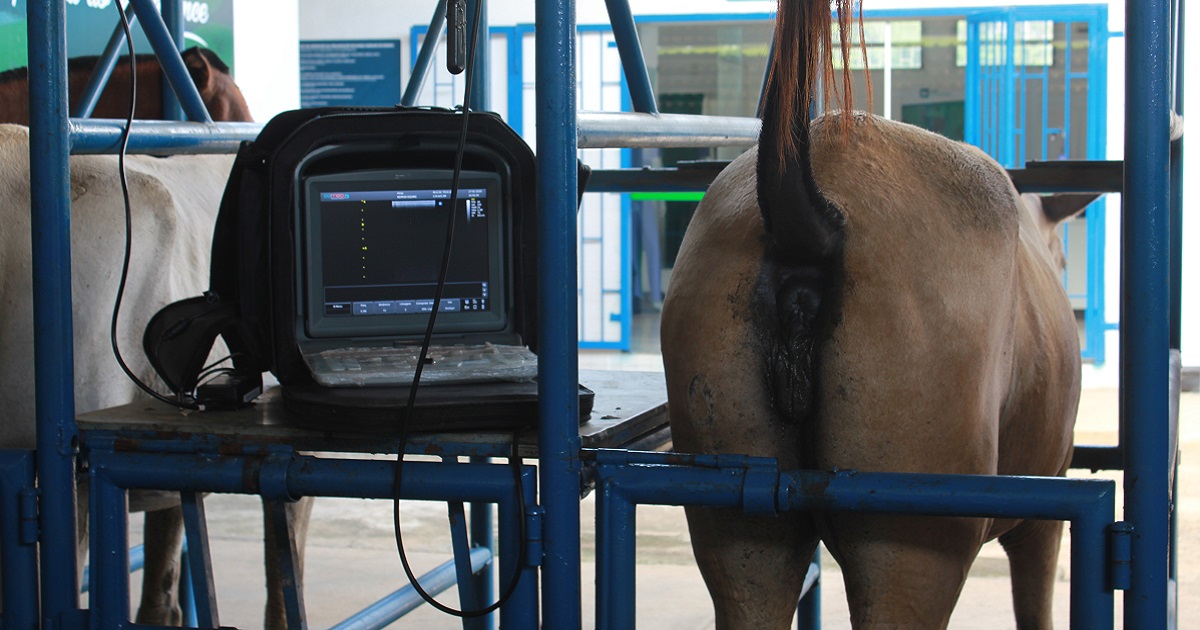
[144,106,592,430]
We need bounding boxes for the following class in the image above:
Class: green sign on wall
[1,0,235,74]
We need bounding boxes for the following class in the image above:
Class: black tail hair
[756,0,862,262]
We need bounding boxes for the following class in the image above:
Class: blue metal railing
[591,450,1118,630]
[1121,0,1174,625]
[535,1,582,626]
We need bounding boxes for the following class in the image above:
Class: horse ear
[182,47,214,93]
[1038,192,1102,225]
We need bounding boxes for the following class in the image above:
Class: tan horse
[661,2,1094,628]
[0,51,309,628]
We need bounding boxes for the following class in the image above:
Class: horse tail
[756,0,860,262]
[755,1,863,428]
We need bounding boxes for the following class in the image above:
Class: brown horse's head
[1020,192,1102,269]
[182,47,253,122]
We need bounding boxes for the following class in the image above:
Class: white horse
[661,2,1093,627]
[0,120,311,627]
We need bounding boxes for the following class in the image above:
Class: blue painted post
[25,1,82,624]
[128,0,213,123]
[796,550,820,629]
[603,0,657,114]
[446,499,484,625]
[1122,0,1172,626]
[401,0,449,107]
[0,451,39,630]
[182,491,223,628]
[1168,4,1185,619]
[467,0,490,112]
[595,480,636,630]
[469,457,496,630]
[535,0,581,627]
[161,0,186,121]
[497,466,539,626]
[179,541,200,627]
[89,470,131,629]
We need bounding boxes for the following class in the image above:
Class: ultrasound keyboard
[301,343,538,388]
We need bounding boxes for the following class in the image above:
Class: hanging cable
[390,0,529,617]
[108,0,200,411]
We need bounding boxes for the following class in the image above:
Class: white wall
[233,0,300,121]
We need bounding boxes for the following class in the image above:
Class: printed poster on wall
[300,40,402,108]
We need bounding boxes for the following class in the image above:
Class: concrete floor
[123,365,1197,629]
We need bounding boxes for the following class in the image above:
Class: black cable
[391,0,528,617]
[108,0,200,411]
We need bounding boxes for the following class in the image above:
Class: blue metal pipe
[72,3,139,119]
[467,0,490,112]
[499,472,540,626]
[447,500,483,620]
[595,478,637,630]
[160,0,186,121]
[90,466,131,629]
[182,491,222,628]
[797,554,820,629]
[469,458,496,630]
[536,0,581,627]
[180,540,199,627]
[1122,0,1173,626]
[69,119,263,154]
[88,451,538,625]
[604,0,658,114]
[331,547,493,630]
[91,452,533,503]
[401,0,449,107]
[26,0,82,621]
[128,0,212,123]
[0,450,38,630]
[592,455,1117,629]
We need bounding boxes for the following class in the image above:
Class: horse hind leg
[135,506,185,626]
[824,514,987,629]
[999,519,1063,629]
[686,506,818,630]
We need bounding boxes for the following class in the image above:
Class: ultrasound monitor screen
[301,170,507,339]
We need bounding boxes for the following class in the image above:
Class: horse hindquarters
[807,118,1024,628]
[662,150,819,630]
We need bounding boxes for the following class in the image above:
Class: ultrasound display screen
[301,170,506,339]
